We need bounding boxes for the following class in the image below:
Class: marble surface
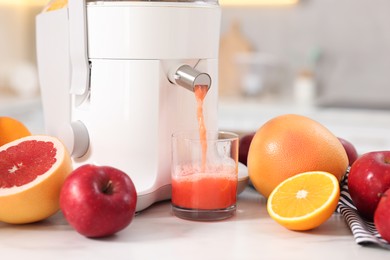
[0,187,389,259]
[1,97,390,258]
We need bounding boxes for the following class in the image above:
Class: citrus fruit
[0,116,31,146]
[46,0,68,11]
[248,114,348,198]
[0,135,72,224]
[267,171,340,231]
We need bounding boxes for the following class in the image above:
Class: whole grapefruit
[0,135,72,224]
[248,114,348,198]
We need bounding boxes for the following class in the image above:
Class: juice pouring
[194,85,208,171]
[171,85,238,220]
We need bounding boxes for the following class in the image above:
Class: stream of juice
[194,85,208,171]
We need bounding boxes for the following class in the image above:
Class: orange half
[267,171,340,231]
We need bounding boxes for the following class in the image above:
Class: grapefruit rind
[0,135,72,224]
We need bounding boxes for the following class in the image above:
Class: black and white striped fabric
[337,169,390,249]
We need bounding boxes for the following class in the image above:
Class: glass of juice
[171,131,238,221]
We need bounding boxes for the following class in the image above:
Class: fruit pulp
[172,165,237,210]
[0,140,56,188]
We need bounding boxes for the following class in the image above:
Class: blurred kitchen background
[219,0,390,110]
[0,0,390,153]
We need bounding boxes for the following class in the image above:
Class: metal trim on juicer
[170,64,212,92]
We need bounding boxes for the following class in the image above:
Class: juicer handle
[170,65,211,92]
[68,0,90,96]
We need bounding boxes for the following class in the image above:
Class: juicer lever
[171,65,211,92]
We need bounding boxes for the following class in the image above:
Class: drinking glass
[171,131,238,221]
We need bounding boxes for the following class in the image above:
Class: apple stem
[103,180,114,195]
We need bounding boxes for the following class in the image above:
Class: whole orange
[248,114,348,198]
[0,117,31,146]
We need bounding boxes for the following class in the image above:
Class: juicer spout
[170,65,211,92]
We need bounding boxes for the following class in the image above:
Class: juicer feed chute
[36,0,221,211]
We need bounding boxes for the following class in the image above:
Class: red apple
[60,164,137,238]
[338,137,359,166]
[374,188,390,243]
[348,151,390,220]
[239,132,255,166]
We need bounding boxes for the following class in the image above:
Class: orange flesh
[270,173,336,217]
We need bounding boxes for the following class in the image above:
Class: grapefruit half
[0,135,72,224]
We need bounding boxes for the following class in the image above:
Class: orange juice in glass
[171,131,238,221]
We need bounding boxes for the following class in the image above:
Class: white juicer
[36,0,221,211]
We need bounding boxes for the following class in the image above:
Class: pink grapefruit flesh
[0,135,72,224]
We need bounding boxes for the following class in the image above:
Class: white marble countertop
[1,96,390,258]
[0,187,388,259]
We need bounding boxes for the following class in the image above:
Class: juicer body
[36,1,221,211]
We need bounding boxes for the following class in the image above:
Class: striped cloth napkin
[337,169,390,249]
